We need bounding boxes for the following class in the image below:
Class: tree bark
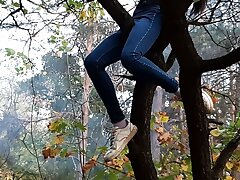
[160,2,213,178]
[96,0,240,179]
[211,129,240,180]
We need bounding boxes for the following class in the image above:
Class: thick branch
[166,49,176,71]
[211,129,240,180]
[97,0,134,34]
[200,47,240,72]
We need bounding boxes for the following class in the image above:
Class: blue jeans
[84,5,178,123]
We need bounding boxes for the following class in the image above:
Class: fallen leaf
[155,127,164,134]
[53,134,64,145]
[49,148,60,158]
[158,132,172,144]
[82,157,97,173]
[42,147,60,159]
[42,147,50,159]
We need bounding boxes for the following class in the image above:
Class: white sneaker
[202,89,214,113]
[103,121,138,162]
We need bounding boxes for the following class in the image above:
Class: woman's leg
[121,10,179,93]
[84,31,125,123]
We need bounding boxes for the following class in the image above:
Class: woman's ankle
[113,119,127,128]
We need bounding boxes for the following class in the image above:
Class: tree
[1,0,239,179]
[96,0,240,179]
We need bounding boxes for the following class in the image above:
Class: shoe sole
[104,125,138,162]
[202,90,214,113]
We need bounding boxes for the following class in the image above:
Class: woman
[84,0,208,161]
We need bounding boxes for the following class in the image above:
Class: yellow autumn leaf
[54,135,64,145]
[234,161,240,172]
[160,115,170,123]
[126,171,134,177]
[112,158,124,170]
[171,101,184,109]
[181,164,188,171]
[212,153,219,161]
[80,10,87,19]
[50,148,60,158]
[105,156,126,171]
[210,129,222,137]
[226,161,234,170]
[48,120,60,132]
[175,175,183,180]
[225,175,234,180]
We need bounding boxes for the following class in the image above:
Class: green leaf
[60,148,68,157]
[12,2,20,7]
[236,118,240,128]
[159,175,176,180]
[15,67,24,74]
[22,8,28,15]
[0,0,6,5]
[49,35,57,44]
[150,115,156,130]
[97,146,107,153]
[61,40,68,48]
[17,52,27,59]
[210,128,222,137]
[94,170,105,179]
[171,101,184,109]
[74,122,86,131]
[100,9,105,17]
[108,172,118,180]
[236,112,240,128]
[5,48,15,56]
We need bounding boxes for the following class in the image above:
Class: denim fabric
[84,6,179,123]
[136,0,160,8]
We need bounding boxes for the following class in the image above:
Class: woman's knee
[121,50,141,70]
[84,53,98,73]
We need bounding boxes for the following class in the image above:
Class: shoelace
[108,128,118,150]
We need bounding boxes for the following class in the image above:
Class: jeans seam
[95,45,119,70]
[135,58,177,92]
[133,12,157,53]
[131,12,177,92]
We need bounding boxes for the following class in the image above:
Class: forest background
[0,0,239,179]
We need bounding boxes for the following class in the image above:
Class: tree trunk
[79,20,94,179]
[128,82,158,179]
[96,0,240,179]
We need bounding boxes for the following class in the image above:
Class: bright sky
[0,0,135,58]
[0,0,136,77]
[0,0,137,118]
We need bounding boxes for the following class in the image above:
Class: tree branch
[200,47,240,73]
[211,129,240,180]
[0,0,23,26]
[166,49,176,71]
[97,0,134,34]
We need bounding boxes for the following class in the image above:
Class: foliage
[0,0,239,179]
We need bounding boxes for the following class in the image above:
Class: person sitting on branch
[83,0,211,162]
